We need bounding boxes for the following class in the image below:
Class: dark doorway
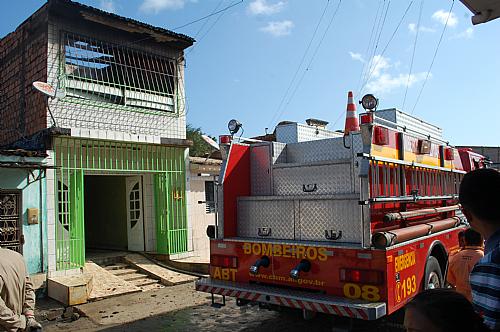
[84,175,128,250]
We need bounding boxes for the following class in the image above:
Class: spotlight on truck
[249,256,270,275]
[360,94,378,111]
[228,119,242,135]
[290,259,311,280]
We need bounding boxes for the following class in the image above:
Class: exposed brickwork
[1,1,192,146]
[0,6,49,146]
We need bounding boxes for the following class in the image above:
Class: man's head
[404,289,487,332]
[463,228,483,247]
[459,168,500,238]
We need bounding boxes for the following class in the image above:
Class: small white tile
[107,131,116,141]
[89,130,99,140]
[48,255,56,272]
[47,224,55,241]
[115,131,124,141]
[48,242,56,256]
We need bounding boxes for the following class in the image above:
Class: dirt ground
[35,282,404,332]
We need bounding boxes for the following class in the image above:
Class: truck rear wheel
[424,256,443,290]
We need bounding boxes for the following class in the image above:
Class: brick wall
[0,6,48,146]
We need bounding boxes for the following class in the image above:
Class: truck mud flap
[195,278,386,320]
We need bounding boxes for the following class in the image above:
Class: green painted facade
[54,137,188,270]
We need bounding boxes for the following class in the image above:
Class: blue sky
[2,0,500,146]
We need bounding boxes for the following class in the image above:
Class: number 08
[343,283,381,302]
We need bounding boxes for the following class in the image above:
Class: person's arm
[0,277,27,332]
[23,275,35,317]
[470,260,500,330]
[447,256,457,287]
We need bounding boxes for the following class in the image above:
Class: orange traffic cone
[344,91,360,135]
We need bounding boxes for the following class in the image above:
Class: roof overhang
[460,0,500,24]
[48,0,195,49]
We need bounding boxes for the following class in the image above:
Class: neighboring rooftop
[305,118,329,128]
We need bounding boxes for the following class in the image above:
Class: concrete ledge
[48,274,93,306]
[30,273,47,291]
[147,253,208,275]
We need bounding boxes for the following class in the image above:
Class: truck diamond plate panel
[272,142,287,164]
[251,144,272,196]
[273,162,355,196]
[237,199,295,240]
[286,138,352,164]
[299,199,362,243]
[375,108,442,139]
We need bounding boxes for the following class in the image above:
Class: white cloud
[100,0,116,13]
[349,51,365,63]
[365,55,429,94]
[452,27,474,39]
[140,0,185,13]
[408,23,435,33]
[367,72,429,94]
[432,10,458,27]
[247,0,285,15]
[369,55,391,78]
[260,20,294,37]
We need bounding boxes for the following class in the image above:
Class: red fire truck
[195,93,486,322]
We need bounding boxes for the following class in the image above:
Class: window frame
[60,31,179,114]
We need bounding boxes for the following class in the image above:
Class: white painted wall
[187,172,217,261]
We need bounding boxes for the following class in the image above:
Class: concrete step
[140,282,166,292]
[104,263,129,271]
[112,268,139,276]
[123,273,151,282]
[130,277,160,288]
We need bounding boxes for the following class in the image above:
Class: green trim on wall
[54,137,188,270]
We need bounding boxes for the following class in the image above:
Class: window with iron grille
[63,32,178,112]
[0,190,23,253]
[204,181,215,214]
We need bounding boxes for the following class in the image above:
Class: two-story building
[0,0,194,278]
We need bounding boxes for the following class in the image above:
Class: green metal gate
[54,137,187,270]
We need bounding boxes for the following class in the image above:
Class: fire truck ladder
[361,155,463,205]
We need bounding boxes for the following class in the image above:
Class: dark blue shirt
[470,228,500,330]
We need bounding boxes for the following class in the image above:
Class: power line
[411,0,455,114]
[174,0,244,30]
[355,0,384,95]
[193,0,225,38]
[118,0,243,48]
[272,0,343,127]
[187,0,227,55]
[268,0,332,128]
[365,1,391,85]
[358,0,414,97]
[402,0,423,112]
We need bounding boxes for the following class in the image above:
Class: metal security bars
[0,190,23,253]
[54,137,188,270]
[63,32,177,112]
[154,171,188,255]
[204,181,216,214]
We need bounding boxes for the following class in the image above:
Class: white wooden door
[126,176,145,251]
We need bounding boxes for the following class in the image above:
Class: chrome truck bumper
[195,278,386,320]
